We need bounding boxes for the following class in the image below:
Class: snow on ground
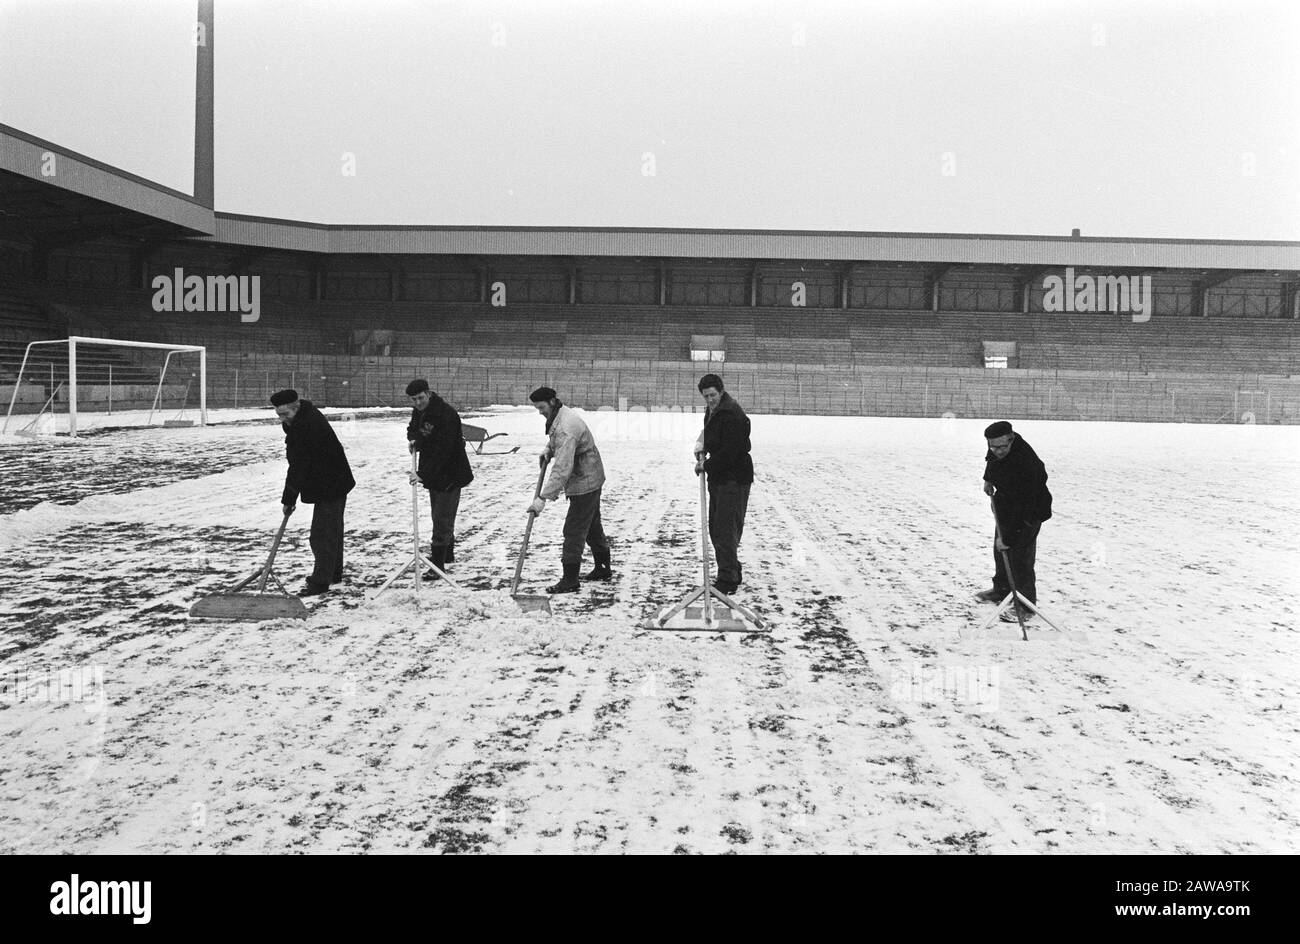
[0,408,1296,854]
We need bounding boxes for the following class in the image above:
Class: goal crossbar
[3,336,207,437]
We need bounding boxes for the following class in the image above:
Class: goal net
[2,336,207,438]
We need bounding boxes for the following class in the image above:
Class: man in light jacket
[527,386,611,593]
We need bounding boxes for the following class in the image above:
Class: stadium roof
[202,212,1300,271]
[0,124,214,241]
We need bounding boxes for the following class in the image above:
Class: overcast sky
[2,0,1298,239]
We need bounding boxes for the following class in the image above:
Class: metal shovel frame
[968,498,1069,641]
[374,450,468,601]
[642,472,767,633]
[189,511,308,620]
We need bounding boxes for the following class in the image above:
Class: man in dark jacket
[405,379,473,579]
[272,389,356,597]
[977,420,1052,621]
[693,374,754,595]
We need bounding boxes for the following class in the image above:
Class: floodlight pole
[200,349,207,426]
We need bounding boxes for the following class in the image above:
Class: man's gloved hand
[983,481,995,496]
[528,497,546,515]
[695,459,705,474]
[994,532,1007,552]
[282,502,295,517]
[408,473,420,486]
[538,449,550,469]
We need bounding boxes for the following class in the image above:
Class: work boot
[548,563,580,594]
[974,587,1005,603]
[712,578,739,595]
[297,581,329,598]
[999,604,1035,623]
[584,551,612,582]
[423,545,449,581]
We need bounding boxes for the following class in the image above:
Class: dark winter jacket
[983,434,1052,546]
[697,392,754,485]
[281,399,356,505]
[407,394,474,492]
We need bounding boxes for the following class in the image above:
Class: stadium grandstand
[2,0,1298,427]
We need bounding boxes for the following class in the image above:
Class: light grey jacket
[541,406,606,500]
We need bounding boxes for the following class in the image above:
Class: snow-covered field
[1,407,1296,854]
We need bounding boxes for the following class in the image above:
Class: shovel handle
[512,458,549,595]
[257,510,294,593]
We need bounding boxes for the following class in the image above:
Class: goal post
[3,336,207,438]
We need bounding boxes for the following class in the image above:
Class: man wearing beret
[527,386,610,593]
[271,389,356,597]
[977,420,1052,621]
[693,374,753,595]
[405,379,473,579]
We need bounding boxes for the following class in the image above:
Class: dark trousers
[562,488,609,567]
[427,487,461,555]
[308,495,347,587]
[708,479,750,586]
[992,519,1041,604]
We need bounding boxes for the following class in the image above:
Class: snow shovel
[642,470,766,633]
[189,511,308,620]
[510,458,553,614]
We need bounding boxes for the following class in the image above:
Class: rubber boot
[548,562,580,594]
[423,545,448,581]
[584,550,612,582]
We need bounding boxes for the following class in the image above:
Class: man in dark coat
[272,389,355,597]
[405,379,473,579]
[693,374,754,595]
[977,420,1052,621]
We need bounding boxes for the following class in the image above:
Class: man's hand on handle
[282,502,295,518]
[538,448,551,469]
[527,497,546,516]
[695,450,705,475]
[983,481,995,497]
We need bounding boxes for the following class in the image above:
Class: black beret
[529,386,557,403]
[984,421,1013,438]
[405,379,429,396]
[269,389,299,407]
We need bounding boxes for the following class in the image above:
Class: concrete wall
[196,355,1300,425]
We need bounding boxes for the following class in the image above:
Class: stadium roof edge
[0,123,214,236]
[200,212,1300,271]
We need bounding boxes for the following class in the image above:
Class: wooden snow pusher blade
[641,582,767,632]
[641,473,768,634]
[190,510,306,621]
[188,592,307,621]
[641,600,759,633]
[511,593,552,615]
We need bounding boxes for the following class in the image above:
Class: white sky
[2,0,1298,238]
